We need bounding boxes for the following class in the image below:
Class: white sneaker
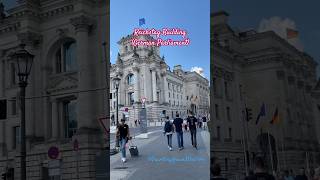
[121,158,126,163]
[169,147,172,151]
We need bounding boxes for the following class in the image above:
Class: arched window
[55,41,77,73]
[127,74,134,85]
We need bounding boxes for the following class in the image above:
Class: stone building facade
[210,11,320,178]
[110,34,210,126]
[0,0,108,179]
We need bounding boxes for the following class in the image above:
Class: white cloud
[258,16,303,51]
[191,67,205,77]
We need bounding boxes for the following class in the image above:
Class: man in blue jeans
[116,119,130,163]
[173,113,184,150]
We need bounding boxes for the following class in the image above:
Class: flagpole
[280,121,287,170]
[267,129,274,173]
[242,110,249,176]
[276,137,281,172]
[245,119,251,169]
[306,152,310,175]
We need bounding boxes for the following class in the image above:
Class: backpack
[164,121,172,132]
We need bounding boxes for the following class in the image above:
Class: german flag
[270,107,279,124]
[286,28,299,39]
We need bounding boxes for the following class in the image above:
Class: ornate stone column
[162,72,168,103]
[151,68,157,102]
[0,58,3,97]
[71,15,98,130]
[133,66,140,103]
[51,99,59,139]
[0,121,4,155]
[142,66,149,100]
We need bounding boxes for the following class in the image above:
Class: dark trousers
[176,131,184,148]
[166,134,172,148]
[190,129,197,147]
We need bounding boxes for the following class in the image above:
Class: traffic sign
[48,146,59,160]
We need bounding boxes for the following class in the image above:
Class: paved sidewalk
[110,129,210,180]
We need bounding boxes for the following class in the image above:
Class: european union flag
[139,18,145,26]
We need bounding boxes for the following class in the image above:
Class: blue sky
[111,0,210,78]
[212,0,320,77]
[1,0,16,10]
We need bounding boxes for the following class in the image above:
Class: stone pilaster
[151,68,157,102]
[71,15,98,130]
[133,66,140,103]
[51,99,59,140]
[0,57,3,98]
[0,121,4,156]
[143,66,149,101]
[162,71,168,104]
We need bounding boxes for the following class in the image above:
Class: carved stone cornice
[17,31,42,47]
[70,15,94,33]
[47,72,78,93]
[0,22,21,36]
[40,5,74,21]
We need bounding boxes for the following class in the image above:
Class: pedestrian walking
[134,119,137,127]
[244,156,275,180]
[116,119,130,163]
[163,116,173,151]
[198,115,203,128]
[187,111,198,149]
[173,112,184,150]
[202,115,207,130]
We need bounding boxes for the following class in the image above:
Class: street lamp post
[113,77,120,127]
[113,77,120,149]
[11,44,34,180]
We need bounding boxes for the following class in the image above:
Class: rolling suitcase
[128,140,139,157]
